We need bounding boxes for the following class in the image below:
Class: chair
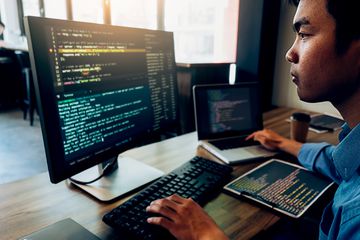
[15,51,37,126]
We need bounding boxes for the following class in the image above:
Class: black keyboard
[209,136,259,150]
[103,156,233,240]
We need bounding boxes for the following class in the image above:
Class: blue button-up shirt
[298,123,360,239]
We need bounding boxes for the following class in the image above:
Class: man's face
[286,0,359,104]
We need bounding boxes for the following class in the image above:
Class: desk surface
[0,107,340,240]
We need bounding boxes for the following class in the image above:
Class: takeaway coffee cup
[290,112,311,143]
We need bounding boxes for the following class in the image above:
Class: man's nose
[285,44,298,63]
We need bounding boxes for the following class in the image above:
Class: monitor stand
[69,155,164,202]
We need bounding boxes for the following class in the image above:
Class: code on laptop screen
[194,83,262,140]
[206,88,252,134]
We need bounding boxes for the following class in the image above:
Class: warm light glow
[110,0,157,29]
[72,0,104,24]
[21,0,41,16]
[164,0,239,63]
[44,0,67,19]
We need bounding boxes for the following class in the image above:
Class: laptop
[193,83,276,165]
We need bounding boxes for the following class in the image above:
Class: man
[146,0,360,239]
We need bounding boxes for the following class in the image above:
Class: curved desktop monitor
[25,16,178,201]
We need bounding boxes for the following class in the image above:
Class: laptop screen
[193,83,263,140]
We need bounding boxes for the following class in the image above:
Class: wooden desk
[0,107,340,239]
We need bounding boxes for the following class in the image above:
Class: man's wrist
[198,224,228,240]
[200,229,228,240]
[279,138,303,157]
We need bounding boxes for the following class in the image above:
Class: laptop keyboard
[209,136,259,150]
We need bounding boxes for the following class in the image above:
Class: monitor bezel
[25,16,179,183]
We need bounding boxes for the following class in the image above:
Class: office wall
[272,2,341,117]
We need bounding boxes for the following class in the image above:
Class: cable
[69,158,117,185]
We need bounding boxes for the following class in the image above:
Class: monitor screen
[25,17,178,183]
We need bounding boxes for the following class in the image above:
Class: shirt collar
[332,123,360,181]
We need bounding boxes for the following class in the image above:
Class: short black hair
[289,0,360,55]
[0,21,4,28]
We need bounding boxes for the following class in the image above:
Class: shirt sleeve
[298,143,341,183]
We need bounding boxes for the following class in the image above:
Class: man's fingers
[254,135,277,150]
[146,203,178,220]
[245,132,256,140]
[150,197,181,212]
[254,135,266,144]
[252,131,282,144]
[147,216,174,230]
[249,131,268,141]
[253,133,266,142]
[167,194,187,204]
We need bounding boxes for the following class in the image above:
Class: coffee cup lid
[291,112,311,122]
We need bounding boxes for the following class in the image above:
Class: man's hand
[146,194,228,240]
[246,129,303,157]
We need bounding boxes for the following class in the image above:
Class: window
[44,0,67,19]
[72,0,104,23]
[21,0,41,17]
[110,0,157,29]
[164,0,239,63]
[16,0,239,64]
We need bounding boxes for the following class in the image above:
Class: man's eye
[298,32,308,39]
